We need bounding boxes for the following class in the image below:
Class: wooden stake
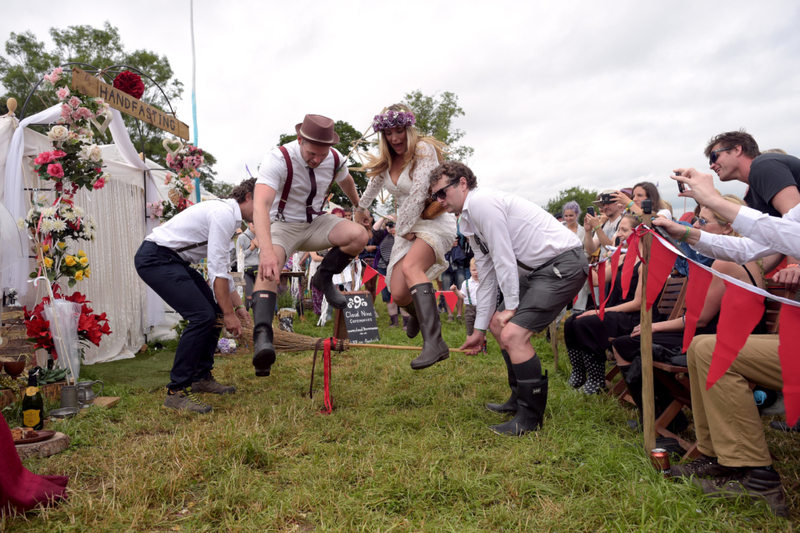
[549,320,559,372]
[640,213,656,453]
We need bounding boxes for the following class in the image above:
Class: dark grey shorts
[502,247,589,334]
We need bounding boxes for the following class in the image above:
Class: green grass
[4,301,799,531]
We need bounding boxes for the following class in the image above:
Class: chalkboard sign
[333,291,380,344]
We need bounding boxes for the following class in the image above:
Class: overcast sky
[3,1,800,215]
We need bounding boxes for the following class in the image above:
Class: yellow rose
[84,267,91,278]
[57,242,66,250]
[79,256,89,265]
[78,250,86,257]
[43,257,53,268]
[42,244,50,252]
[74,270,84,281]
[65,255,76,266]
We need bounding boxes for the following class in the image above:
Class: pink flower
[68,96,82,109]
[52,150,67,159]
[34,152,55,165]
[56,87,70,100]
[61,104,72,120]
[47,163,65,179]
[93,177,106,190]
[164,174,172,185]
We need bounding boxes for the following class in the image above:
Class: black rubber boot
[408,283,450,370]
[567,347,587,389]
[491,370,548,436]
[389,314,399,328]
[311,247,355,310]
[251,290,276,377]
[402,301,420,339]
[582,353,606,394]
[486,349,518,413]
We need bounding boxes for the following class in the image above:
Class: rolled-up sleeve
[206,211,237,294]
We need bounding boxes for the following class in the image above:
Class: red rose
[113,70,145,100]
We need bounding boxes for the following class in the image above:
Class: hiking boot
[447,315,454,323]
[697,466,789,518]
[389,314,399,328]
[192,374,236,395]
[672,454,736,479]
[164,387,212,413]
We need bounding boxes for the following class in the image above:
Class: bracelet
[627,201,634,209]
[594,225,602,231]
[682,315,686,324]
[234,305,245,311]
[475,328,486,333]
[786,263,800,269]
[678,226,692,242]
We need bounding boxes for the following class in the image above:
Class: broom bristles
[222,320,349,353]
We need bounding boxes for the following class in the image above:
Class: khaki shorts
[271,214,346,258]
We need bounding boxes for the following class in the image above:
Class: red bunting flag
[706,281,766,390]
[361,264,378,286]
[596,261,606,315]
[376,274,387,296]
[645,237,677,312]
[779,305,800,426]
[682,262,713,353]
[598,245,622,320]
[435,291,459,314]
[621,232,641,300]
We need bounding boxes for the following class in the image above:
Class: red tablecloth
[0,414,69,513]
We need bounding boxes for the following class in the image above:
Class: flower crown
[372,110,416,133]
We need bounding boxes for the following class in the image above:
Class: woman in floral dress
[358,104,457,369]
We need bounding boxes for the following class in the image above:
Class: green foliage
[277,120,368,207]
[0,23,225,195]
[402,90,474,162]
[544,186,599,223]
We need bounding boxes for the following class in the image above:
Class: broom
[230,323,469,354]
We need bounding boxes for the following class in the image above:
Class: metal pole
[640,213,656,453]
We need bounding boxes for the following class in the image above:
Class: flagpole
[189,0,200,203]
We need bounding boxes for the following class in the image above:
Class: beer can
[650,448,671,478]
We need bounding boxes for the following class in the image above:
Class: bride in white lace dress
[358,104,457,370]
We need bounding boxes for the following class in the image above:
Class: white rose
[47,125,70,142]
[79,144,103,163]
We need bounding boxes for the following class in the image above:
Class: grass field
[3,300,799,532]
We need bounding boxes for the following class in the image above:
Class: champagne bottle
[21,372,45,430]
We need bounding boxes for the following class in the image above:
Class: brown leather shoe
[697,466,789,518]
[671,454,735,479]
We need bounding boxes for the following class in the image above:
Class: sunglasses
[431,179,460,201]
[709,146,734,165]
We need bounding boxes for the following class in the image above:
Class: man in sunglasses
[429,162,589,436]
[703,130,800,291]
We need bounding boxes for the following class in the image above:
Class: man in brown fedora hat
[250,114,369,378]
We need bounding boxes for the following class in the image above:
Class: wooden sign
[332,291,380,344]
[71,67,190,140]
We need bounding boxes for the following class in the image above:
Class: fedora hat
[295,114,339,146]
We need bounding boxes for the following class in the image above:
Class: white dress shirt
[256,140,348,222]
[146,198,242,293]
[692,204,800,262]
[459,188,582,330]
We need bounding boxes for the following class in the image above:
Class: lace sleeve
[396,142,437,236]
[358,172,385,210]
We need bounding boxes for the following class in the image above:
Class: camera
[641,199,653,215]
[601,193,612,204]
[676,171,685,193]
[586,206,595,217]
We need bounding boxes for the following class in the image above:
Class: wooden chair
[652,280,795,459]
[605,276,688,401]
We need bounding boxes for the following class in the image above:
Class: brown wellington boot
[408,282,450,370]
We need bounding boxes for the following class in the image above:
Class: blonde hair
[705,194,746,237]
[469,257,477,269]
[360,103,447,180]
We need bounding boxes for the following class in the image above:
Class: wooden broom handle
[347,343,470,353]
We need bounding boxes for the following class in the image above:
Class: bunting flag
[706,281,766,390]
[361,264,378,286]
[596,260,605,312]
[435,291,459,314]
[621,232,641,300]
[376,274,387,296]
[682,262,713,352]
[779,305,800,426]
[597,244,622,320]
[645,238,676,312]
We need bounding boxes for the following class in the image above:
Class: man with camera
[429,162,588,436]
[583,189,623,258]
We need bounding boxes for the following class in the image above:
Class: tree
[544,186,599,224]
[0,23,224,195]
[402,90,473,162]
[277,120,368,208]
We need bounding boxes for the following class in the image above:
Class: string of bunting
[590,224,800,425]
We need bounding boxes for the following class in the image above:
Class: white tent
[1,106,183,364]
